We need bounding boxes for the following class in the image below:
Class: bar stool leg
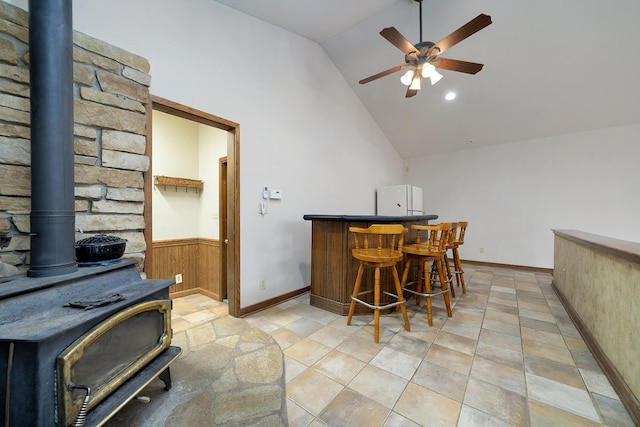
[400,257,412,296]
[401,256,423,306]
[347,264,364,326]
[392,264,410,333]
[443,251,456,298]
[423,259,434,326]
[373,266,381,343]
[436,256,453,318]
[415,259,424,305]
[453,246,466,293]
[429,260,454,297]
[400,257,414,307]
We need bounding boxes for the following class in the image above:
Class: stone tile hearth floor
[161,264,634,426]
[103,294,287,426]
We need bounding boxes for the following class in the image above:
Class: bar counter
[303,214,438,315]
[553,230,640,423]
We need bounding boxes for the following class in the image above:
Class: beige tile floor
[171,264,636,427]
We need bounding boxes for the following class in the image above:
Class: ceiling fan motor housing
[405,41,436,63]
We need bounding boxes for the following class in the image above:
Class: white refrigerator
[376,185,423,216]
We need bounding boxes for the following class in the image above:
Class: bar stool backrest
[455,221,468,246]
[411,222,452,252]
[349,224,407,260]
[445,222,459,249]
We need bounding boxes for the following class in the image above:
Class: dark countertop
[303,214,438,223]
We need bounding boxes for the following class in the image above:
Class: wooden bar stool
[346,224,410,343]
[400,223,453,326]
[449,221,468,294]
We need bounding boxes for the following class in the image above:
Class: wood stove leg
[159,367,172,390]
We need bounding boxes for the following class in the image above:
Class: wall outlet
[260,279,266,290]
[175,273,183,284]
[479,248,484,254]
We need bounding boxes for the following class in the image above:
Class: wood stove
[0,1,182,424]
[0,260,179,426]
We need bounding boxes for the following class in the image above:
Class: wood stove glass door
[57,300,172,426]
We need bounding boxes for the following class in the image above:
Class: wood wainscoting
[151,238,221,300]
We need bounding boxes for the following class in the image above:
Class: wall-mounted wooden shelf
[154,176,203,193]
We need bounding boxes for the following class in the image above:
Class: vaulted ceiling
[215,0,640,158]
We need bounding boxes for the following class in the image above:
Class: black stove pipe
[27,0,77,277]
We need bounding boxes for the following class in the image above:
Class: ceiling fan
[359,0,492,98]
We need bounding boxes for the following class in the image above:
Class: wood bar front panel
[310,221,347,311]
[309,219,427,315]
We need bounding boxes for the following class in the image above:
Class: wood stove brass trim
[56,300,172,427]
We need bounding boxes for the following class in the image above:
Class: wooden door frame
[219,156,228,301]
[144,95,241,317]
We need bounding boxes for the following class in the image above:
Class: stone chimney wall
[0,1,151,273]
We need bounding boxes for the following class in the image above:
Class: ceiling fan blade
[380,27,419,56]
[359,63,410,85]
[429,14,492,56]
[405,87,418,98]
[435,58,484,74]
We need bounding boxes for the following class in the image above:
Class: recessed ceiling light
[445,92,456,101]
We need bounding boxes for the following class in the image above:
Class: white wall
[404,123,640,268]
[72,0,402,307]
[152,111,201,240]
[151,111,227,241]
[197,124,227,239]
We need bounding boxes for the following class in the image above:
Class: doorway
[144,96,241,317]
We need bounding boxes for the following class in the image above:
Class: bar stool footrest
[428,271,454,286]
[351,291,407,311]
[403,281,449,298]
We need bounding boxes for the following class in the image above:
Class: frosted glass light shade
[400,70,414,86]
[422,63,435,78]
[430,69,443,85]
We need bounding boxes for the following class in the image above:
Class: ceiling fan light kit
[359,0,492,98]
[429,71,442,85]
[409,75,421,90]
[400,69,413,85]
[421,63,443,85]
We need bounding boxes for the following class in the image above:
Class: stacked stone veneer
[0,2,151,273]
